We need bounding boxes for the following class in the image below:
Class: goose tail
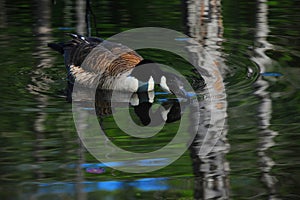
[65,33,104,44]
[47,33,104,55]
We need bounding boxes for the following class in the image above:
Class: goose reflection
[94,89,184,126]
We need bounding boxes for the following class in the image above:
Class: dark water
[1,0,300,199]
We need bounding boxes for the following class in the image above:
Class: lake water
[1,0,300,199]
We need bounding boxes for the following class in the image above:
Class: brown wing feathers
[80,41,143,76]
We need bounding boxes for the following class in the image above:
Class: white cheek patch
[160,76,171,93]
[148,76,155,91]
[161,107,171,121]
[130,93,139,106]
[148,91,155,103]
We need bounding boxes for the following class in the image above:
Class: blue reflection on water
[37,177,169,194]
[260,72,283,77]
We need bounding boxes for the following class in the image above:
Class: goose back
[80,41,142,76]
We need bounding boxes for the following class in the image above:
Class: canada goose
[48,33,187,98]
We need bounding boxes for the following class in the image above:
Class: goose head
[132,59,188,98]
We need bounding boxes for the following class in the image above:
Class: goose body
[48,34,187,98]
